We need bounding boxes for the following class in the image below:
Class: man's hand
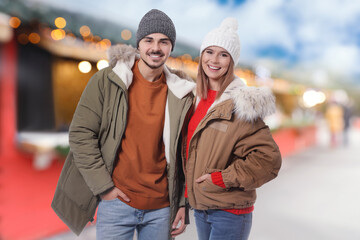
[100,187,130,202]
[195,173,211,183]
[171,207,186,238]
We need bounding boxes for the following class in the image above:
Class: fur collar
[107,45,275,121]
[108,44,137,68]
[204,77,276,121]
[107,44,195,99]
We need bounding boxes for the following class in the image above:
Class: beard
[141,51,166,69]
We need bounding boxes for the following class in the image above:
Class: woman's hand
[195,174,211,183]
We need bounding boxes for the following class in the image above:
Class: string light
[51,29,66,40]
[55,17,66,29]
[80,25,91,37]
[303,90,326,108]
[28,32,40,44]
[78,61,92,73]
[9,17,21,28]
[97,60,109,70]
[121,29,132,40]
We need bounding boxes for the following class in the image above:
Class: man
[51,9,195,240]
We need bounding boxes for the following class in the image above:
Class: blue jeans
[194,209,252,240]
[96,198,170,240]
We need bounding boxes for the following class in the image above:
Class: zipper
[177,97,194,174]
[172,96,193,195]
[187,108,216,159]
[176,97,194,155]
[186,107,223,204]
[112,88,120,139]
[111,87,128,172]
[187,101,231,154]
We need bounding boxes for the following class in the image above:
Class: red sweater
[186,89,254,215]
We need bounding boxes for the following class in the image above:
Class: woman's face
[201,46,231,84]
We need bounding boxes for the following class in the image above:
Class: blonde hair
[196,51,235,100]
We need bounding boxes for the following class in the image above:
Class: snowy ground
[46,126,360,240]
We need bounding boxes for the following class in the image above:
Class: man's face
[138,33,172,70]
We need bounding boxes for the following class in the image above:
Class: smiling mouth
[150,54,163,59]
[208,65,221,70]
[148,51,164,59]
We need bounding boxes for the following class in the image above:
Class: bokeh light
[80,25,91,37]
[97,60,109,70]
[121,29,132,40]
[9,16,21,28]
[28,33,40,44]
[78,61,92,73]
[54,17,66,29]
[51,29,66,40]
[303,89,326,108]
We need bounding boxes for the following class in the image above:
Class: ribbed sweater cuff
[223,206,254,215]
[211,172,226,188]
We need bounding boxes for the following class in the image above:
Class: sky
[24,0,360,87]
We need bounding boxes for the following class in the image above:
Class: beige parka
[185,77,282,210]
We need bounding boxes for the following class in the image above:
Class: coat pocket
[208,121,228,132]
[199,178,226,193]
[205,168,223,174]
[62,161,94,211]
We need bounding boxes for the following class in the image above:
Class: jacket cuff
[93,181,115,196]
[211,172,226,188]
[179,191,186,207]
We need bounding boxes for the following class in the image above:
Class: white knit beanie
[200,18,241,65]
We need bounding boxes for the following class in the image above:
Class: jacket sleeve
[221,119,282,191]
[68,70,114,196]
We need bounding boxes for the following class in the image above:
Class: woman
[184,18,282,240]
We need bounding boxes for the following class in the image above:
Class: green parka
[51,45,195,236]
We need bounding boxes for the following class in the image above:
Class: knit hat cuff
[200,18,241,65]
[136,9,176,51]
[201,38,240,64]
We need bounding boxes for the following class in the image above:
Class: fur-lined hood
[107,44,195,99]
[107,44,138,68]
[107,44,275,122]
[201,77,276,122]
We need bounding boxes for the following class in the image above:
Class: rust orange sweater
[112,60,169,209]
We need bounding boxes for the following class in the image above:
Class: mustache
[149,51,164,56]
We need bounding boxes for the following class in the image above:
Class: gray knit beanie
[136,9,176,51]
